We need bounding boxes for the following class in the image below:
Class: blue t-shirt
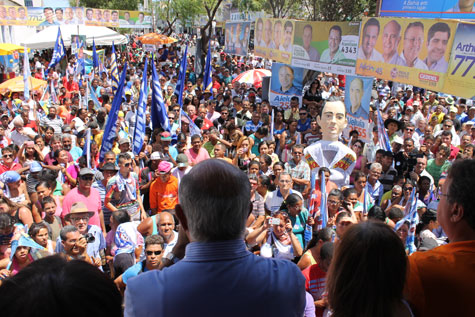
[122,261,148,284]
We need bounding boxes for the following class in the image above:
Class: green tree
[265,0,301,18]
[319,0,371,21]
[231,0,265,16]
[157,0,204,35]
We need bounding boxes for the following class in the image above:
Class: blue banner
[92,38,100,69]
[110,42,119,95]
[133,57,148,155]
[202,41,213,97]
[380,0,475,19]
[23,44,30,101]
[99,62,127,162]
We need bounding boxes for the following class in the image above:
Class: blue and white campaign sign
[380,0,475,19]
[269,63,304,110]
[343,75,373,142]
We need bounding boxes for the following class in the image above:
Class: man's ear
[451,202,465,223]
[175,204,188,232]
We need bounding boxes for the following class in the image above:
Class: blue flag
[202,41,213,98]
[150,56,170,132]
[133,57,149,155]
[99,63,128,162]
[23,44,31,101]
[377,108,392,152]
[174,44,188,107]
[92,38,100,69]
[87,80,101,110]
[110,42,119,95]
[50,80,58,104]
[317,171,328,230]
[394,188,419,255]
[83,128,91,168]
[48,27,65,71]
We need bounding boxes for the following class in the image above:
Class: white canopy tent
[20,25,127,49]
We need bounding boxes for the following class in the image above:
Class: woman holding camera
[248,211,303,261]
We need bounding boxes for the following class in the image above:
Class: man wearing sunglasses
[115,235,164,295]
[0,147,22,174]
[105,153,146,222]
[62,168,105,234]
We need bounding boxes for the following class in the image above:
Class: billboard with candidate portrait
[118,10,152,28]
[26,7,85,26]
[224,21,251,56]
[291,21,360,76]
[344,75,373,142]
[356,17,458,92]
[84,8,119,27]
[444,22,475,99]
[254,18,295,64]
[269,63,305,110]
[380,0,475,20]
[0,5,28,26]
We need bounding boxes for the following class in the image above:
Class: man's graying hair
[60,225,78,241]
[178,160,250,242]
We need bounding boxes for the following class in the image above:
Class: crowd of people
[0,33,473,316]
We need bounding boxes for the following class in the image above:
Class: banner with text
[381,0,475,20]
[84,8,119,27]
[444,22,475,99]
[356,17,458,92]
[224,21,251,57]
[292,21,360,76]
[0,5,28,25]
[254,18,295,64]
[344,75,373,142]
[26,7,85,26]
[118,10,152,28]
[269,63,304,110]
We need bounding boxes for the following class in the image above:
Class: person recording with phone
[55,202,106,269]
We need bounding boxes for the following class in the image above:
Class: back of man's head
[178,159,250,242]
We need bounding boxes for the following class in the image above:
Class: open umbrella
[138,33,178,45]
[0,76,47,95]
[232,69,271,88]
[0,43,30,56]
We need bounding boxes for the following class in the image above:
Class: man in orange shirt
[149,161,178,215]
[405,159,475,317]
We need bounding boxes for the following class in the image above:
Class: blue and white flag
[202,41,213,97]
[270,108,275,136]
[317,171,328,230]
[150,56,170,132]
[23,44,31,101]
[99,63,128,162]
[394,188,419,255]
[180,109,201,136]
[174,44,188,107]
[133,57,148,155]
[92,38,100,70]
[110,42,119,95]
[83,128,91,168]
[50,80,58,104]
[377,108,392,152]
[87,80,101,110]
[48,27,65,71]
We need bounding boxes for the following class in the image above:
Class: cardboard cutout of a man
[304,99,356,188]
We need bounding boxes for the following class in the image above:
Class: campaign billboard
[224,21,251,56]
[356,17,458,92]
[26,7,85,26]
[0,5,28,25]
[118,10,152,28]
[444,22,475,99]
[291,21,361,76]
[84,8,119,27]
[344,75,373,142]
[380,0,475,20]
[254,18,295,64]
[269,63,304,110]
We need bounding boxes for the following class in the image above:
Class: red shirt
[64,79,79,92]
[0,162,22,174]
[302,264,327,317]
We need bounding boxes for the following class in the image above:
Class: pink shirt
[61,187,102,228]
[184,148,210,166]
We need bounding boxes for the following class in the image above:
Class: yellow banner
[254,18,294,64]
[444,22,475,99]
[356,17,458,92]
[0,5,28,26]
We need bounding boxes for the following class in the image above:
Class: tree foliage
[157,0,204,36]
[265,0,301,18]
[71,0,139,10]
[319,0,372,21]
